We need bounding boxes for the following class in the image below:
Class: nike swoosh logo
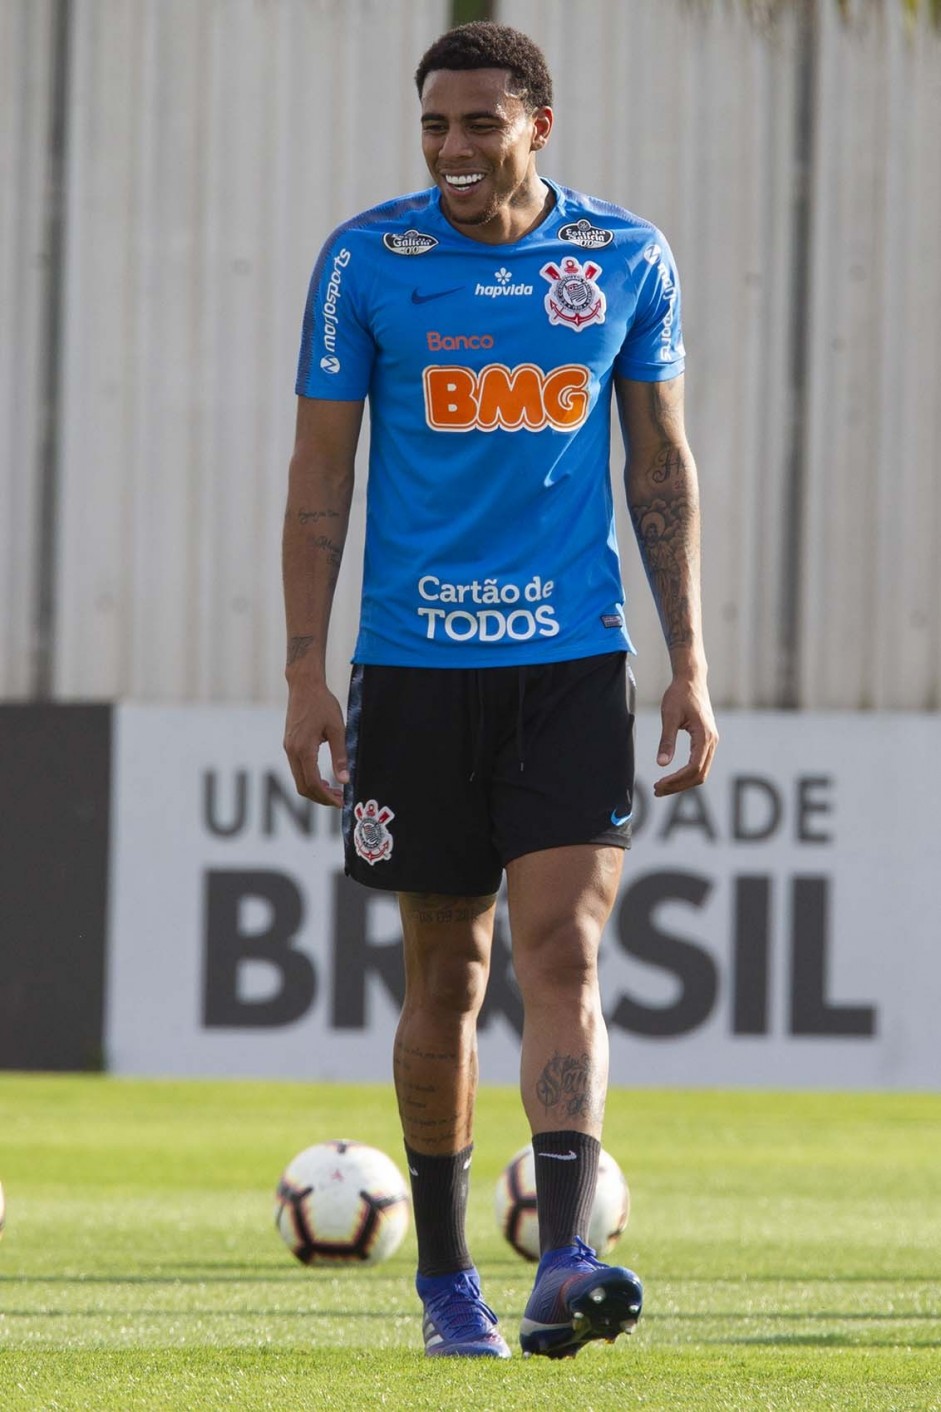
[411,286,462,304]
[610,810,633,827]
[539,1150,577,1161]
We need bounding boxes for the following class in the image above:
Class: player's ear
[531,105,553,151]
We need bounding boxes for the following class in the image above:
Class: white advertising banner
[108,706,941,1088]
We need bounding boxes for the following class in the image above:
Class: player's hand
[653,672,718,797]
[283,681,349,807]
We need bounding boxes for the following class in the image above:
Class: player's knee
[513,921,599,1000]
[411,953,489,1018]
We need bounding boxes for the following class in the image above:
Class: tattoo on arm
[310,535,343,577]
[296,508,339,524]
[627,385,698,650]
[286,635,315,666]
[629,487,695,649]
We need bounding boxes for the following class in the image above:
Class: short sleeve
[295,231,375,400]
[615,232,686,383]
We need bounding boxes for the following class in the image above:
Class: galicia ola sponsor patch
[353,799,395,865]
[559,219,614,249]
[383,229,439,255]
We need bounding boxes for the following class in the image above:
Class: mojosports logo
[322,248,350,356]
[423,363,591,432]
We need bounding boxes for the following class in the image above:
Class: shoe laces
[424,1272,499,1340]
[544,1236,605,1275]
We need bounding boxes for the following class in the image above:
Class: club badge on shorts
[353,799,395,865]
[540,257,606,331]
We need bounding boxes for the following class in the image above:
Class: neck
[447,177,555,246]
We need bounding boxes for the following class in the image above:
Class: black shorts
[342,651,635,896]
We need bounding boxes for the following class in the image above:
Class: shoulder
[552,183,672,260]
[318,189,440,257]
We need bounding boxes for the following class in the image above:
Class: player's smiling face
[420,68,553,244]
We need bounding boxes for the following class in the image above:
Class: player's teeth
[445,174,483,186]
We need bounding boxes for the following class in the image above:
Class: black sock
[532,1130,601,1255]
[405,1143,474,1277]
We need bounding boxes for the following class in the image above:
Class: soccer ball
[275,1139,410,1266]
[494,1143,630,1261]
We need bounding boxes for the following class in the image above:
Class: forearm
[625,427,706,679]
[282,454,353,684]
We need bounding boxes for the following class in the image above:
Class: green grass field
[0,1077,939,1411]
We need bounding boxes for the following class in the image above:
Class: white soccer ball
[275,1139,410,1266]
[494,1143,630,1262]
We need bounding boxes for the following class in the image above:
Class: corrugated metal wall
[501,0,941,710]
[1,0,938,707]
[502,0,804,708]
[799,0,941,708]
[53,0,449,702]
[0,0,53,697]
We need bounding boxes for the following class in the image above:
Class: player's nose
[438,125,474,161]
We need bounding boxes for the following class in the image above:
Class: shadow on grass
[702,1332,941,1348]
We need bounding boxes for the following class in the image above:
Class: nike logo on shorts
[539,1150,577,1161]
[610,810,632,827]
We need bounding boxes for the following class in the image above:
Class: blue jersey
[296,180,685,667]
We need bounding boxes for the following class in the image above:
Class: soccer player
[283,21,717,1359]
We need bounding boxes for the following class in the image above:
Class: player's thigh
[397,891,498,1011]
[506,843,625,982]
[343,664,502,895]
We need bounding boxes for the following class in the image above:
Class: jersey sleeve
[615,231,686,382]
[295,230,375,401]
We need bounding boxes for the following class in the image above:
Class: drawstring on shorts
[467,666,530,780]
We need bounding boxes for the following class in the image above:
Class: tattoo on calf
[535,1051,599,1121]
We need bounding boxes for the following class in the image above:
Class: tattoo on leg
[399,892,495,928]
[535,1052,599,1121]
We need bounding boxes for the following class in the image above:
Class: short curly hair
[415,21,553,110]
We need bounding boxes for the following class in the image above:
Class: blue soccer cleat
[519,1237,643,1358]
[417,1267,512,1358]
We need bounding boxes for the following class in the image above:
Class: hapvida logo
[475,267,533,298]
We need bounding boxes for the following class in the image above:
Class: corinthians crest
[353,798,395,865]
[540,257,606,331]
